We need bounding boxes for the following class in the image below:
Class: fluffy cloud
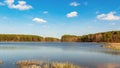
[4,0,14,5]
[4,0,32,10]
[66,11,78,18]
[0,2,5,6]
[70,2,80,7]
[97,12,120,20]
[33,18,47,23]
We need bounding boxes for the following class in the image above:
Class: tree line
[0,34,60,42]
[61,31,120,43]
[0,31,120,42]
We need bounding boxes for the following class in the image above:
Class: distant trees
[0,34,61,42]
[61,35,78,42]
[61,31,120,43]
[0,34,44,42]
[0,31,120,42]
[44,37,60,42]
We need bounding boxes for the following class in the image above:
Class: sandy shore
[16,60,80,68]
[104,43,120,50]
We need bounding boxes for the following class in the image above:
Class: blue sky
[0,0,120,38]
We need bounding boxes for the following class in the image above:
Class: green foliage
[0,31,120,42]
[61,31,120,42]
[0,34,44,42]
[45,37,60,42]
[61,35,78,42]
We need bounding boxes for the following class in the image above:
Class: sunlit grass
[0,61,3,64]
[104,43,120,50]
[16,60,80,68]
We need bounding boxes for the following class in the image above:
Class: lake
[0,42,120,68]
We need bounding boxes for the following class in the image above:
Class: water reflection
[0,42,120,68]
[100,50,120,55]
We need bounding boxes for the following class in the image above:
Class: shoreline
[103,43,120,50]
[16,60,80,68]
[0,61,3,64]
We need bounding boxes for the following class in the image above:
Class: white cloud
[33,18,47,23]
[4,0,14,5]
[0,2,5,6]
[43,11,48,14]
[66,11,78,18]
[97,12,120,20]
[5,0,32,10]
[70,2,80,7]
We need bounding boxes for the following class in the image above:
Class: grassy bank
[104,43,120,50]
[0,61,3,64]
[16,60,80,68]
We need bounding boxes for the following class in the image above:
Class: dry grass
[0,60,3,64]
[104,43,120,50]
[16,60,80,68]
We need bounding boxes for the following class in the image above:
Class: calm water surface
[0,42,120,68]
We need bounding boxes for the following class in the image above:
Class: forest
[61,31,120,42]
[0,31,119,42]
